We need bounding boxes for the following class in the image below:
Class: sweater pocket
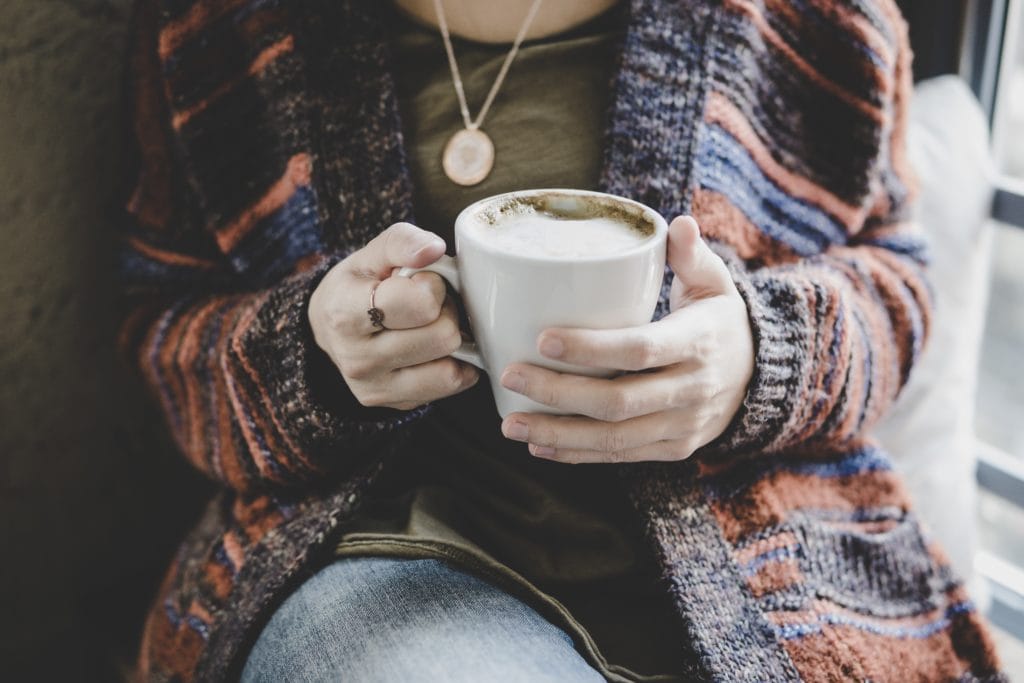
[751,507,982,681]
[789,508,947,616]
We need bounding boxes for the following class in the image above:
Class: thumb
[348,222,446,278]
[667,216,733,296]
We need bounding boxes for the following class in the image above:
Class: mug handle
[397,256,485,370]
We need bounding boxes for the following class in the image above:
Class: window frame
[964,0,1024,228]
[959,0,1024,643]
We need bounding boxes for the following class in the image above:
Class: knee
[243,557,602,682]
[243,557,421,680]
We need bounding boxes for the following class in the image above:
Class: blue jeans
[242,556,607,682]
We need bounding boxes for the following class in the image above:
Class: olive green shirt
[334,8,687,681]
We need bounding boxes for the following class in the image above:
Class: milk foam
[479,210,647,258]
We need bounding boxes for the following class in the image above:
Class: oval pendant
[442,128,495,186]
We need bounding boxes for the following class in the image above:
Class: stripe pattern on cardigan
[121,0,1005,680]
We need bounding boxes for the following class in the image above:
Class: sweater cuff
[234,258,427,471]
[703,250,808,457]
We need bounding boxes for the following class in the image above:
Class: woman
[123,0,1004,680]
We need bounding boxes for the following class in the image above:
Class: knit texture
[121,0,1005,680]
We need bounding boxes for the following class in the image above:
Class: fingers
[528,439,695,464]
[337,296,478,410]
[500,364,685,421]
[371,271,448,331]
[535,294,750,372]
[312,225,448,341]
[535,316,700,371]
[311,222,473,412]
[345,222,446,279]
[666,216,734,296]
[529,216,741,372]
[502,408,688,453]
[356,358,479,410]
[322,268,448,340]
[345,299,463,376]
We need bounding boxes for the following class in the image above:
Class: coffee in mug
[399,189,667,417]
[472,196,653,258]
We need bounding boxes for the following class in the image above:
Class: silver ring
[367,282,386,330]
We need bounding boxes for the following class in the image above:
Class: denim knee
[242,556,604,682]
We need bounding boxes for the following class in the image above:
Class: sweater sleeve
[119,0,422,494]
[707,8,931,457]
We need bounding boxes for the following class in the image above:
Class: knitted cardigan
[122,0,1005,680]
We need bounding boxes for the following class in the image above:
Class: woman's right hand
[309,222,479,411]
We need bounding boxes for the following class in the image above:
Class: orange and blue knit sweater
[122,0,1005,680]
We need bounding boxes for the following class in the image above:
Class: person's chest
[164,0,894,282]
[389,7,624,245]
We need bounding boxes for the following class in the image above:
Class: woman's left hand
[499,216,754,463]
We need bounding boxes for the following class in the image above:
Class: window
[993,0,1024,180]
[962,0,1024,667]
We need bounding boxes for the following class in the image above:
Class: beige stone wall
[0,2,209,677]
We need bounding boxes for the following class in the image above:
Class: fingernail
[501,370,526,393]
[539,335,564,359]
[503,419,529,441]
[530,444,556,458]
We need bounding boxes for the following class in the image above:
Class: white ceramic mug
[399,189,667,417]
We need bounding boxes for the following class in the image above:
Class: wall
[0,1,209,678]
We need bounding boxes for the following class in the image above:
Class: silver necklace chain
[431,0,545,132]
